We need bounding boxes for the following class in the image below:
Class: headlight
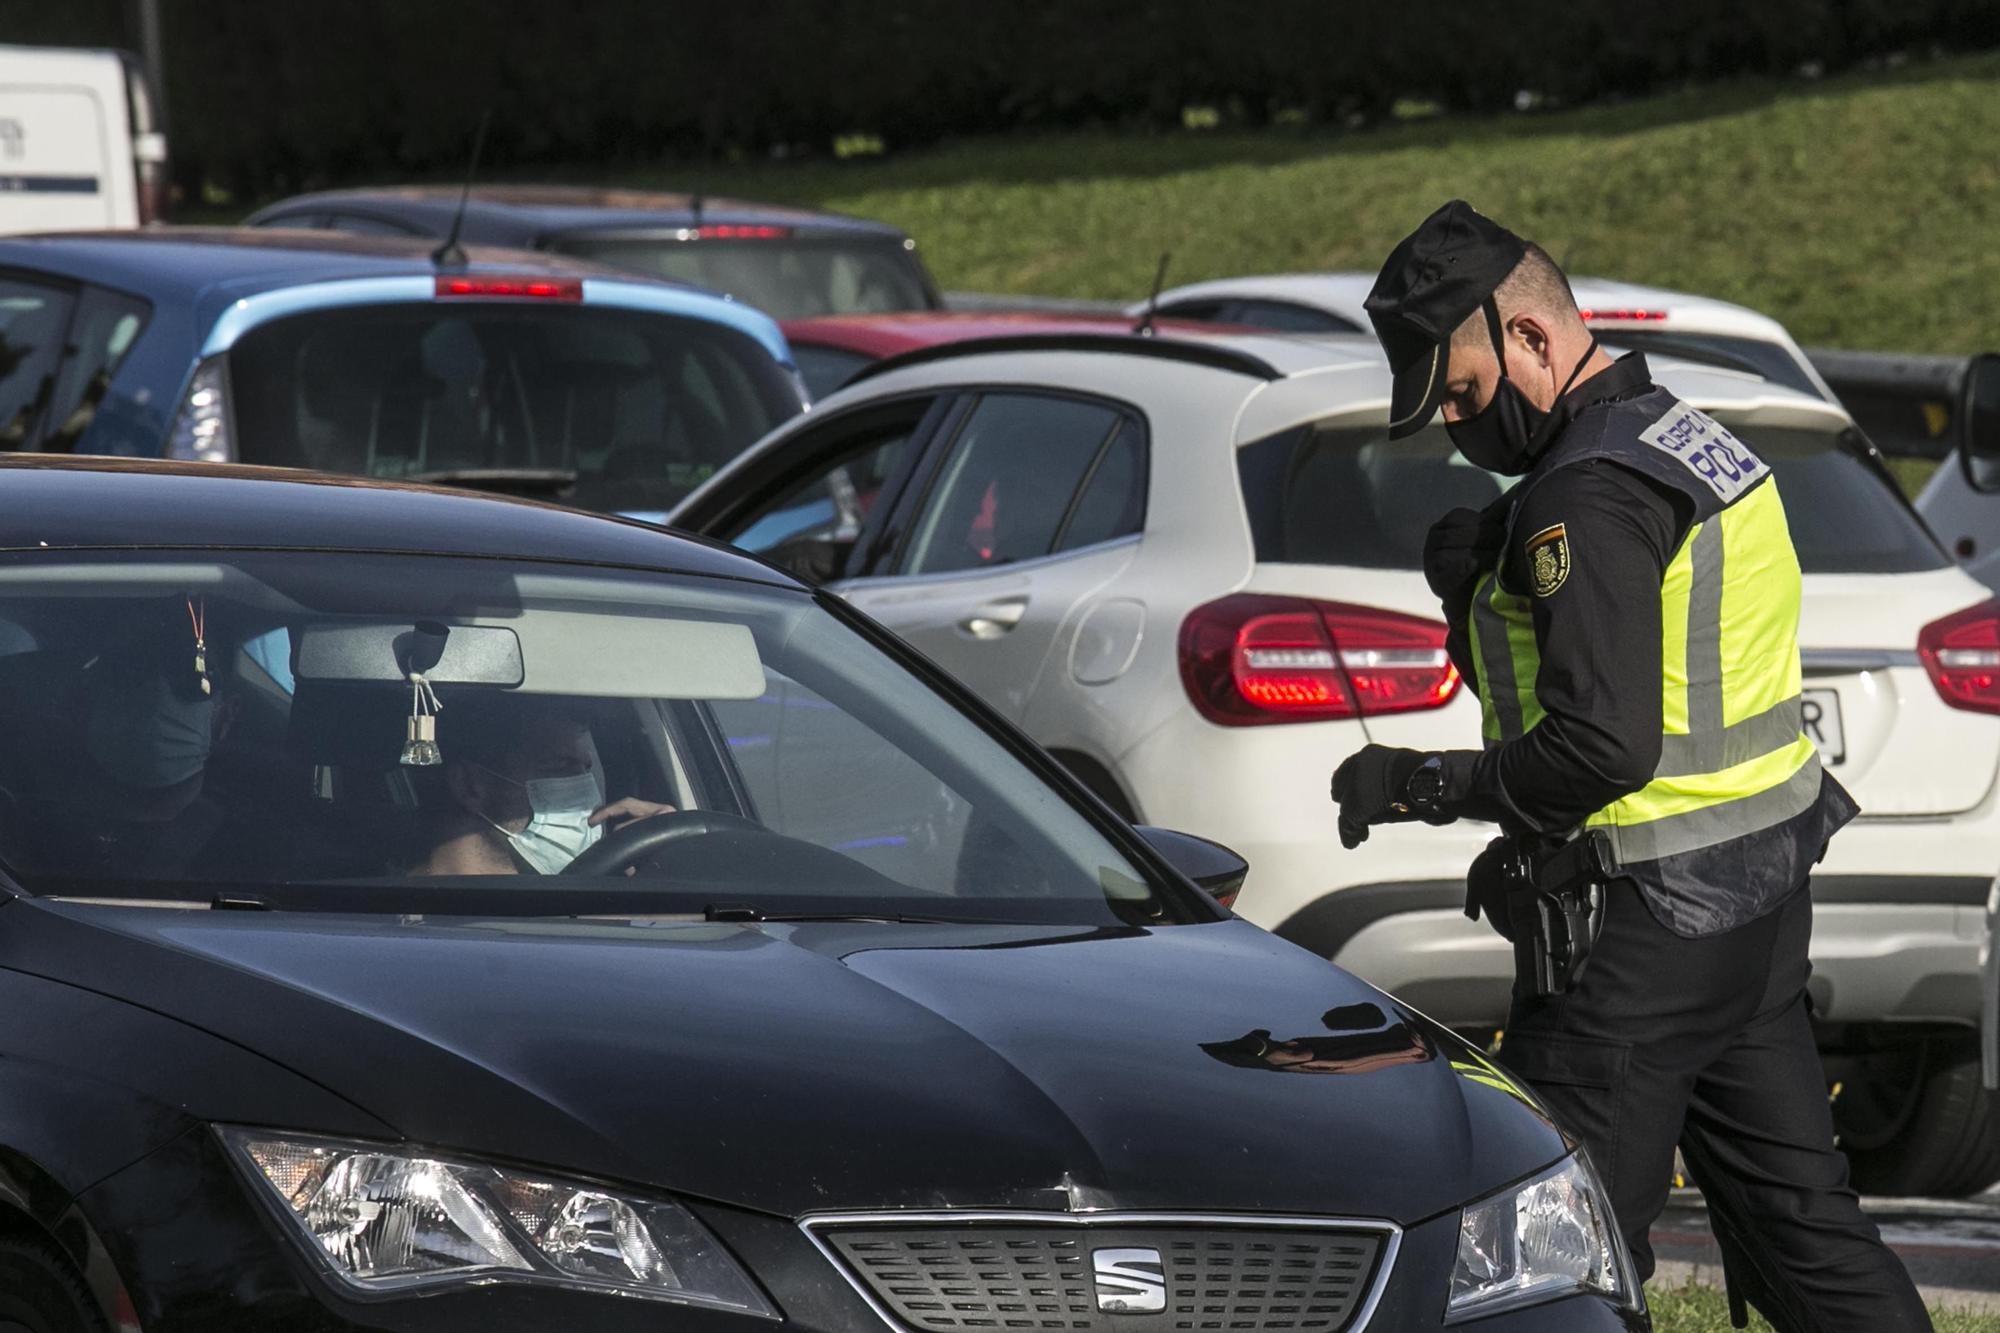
[1446,1154,1637,1321]
[219,1128,775,1313]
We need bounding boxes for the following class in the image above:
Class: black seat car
[247,186,944,321]
[0,458,1641,1332]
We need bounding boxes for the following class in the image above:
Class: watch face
[1409,761,1445,804]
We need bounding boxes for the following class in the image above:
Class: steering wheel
[562,808,768,878]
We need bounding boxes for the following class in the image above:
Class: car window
[226,303,800,515]
[719,402,933,583]
[0,274,78,451]
[1236,420,1944,575]
[322,213,423,238]
[1157,299,1230,322]
[251,212,330,230]
[901,394,1130,575]
[551,235,934,321]
[0,551,1185,925]
[1598,332,1824,399]
[1226,299,1363,335]
[1054,419,1147,553]
[792,343,876,400]
[43,287,150,452]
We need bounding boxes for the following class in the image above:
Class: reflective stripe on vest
[1466,477,1818,868]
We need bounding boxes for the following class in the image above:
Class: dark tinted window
[1226,299,1363,335]
[1236,421,1943,575]
[1056,421,1146,552]
[791,342,875,400]
[553,235,934,320]
[322,213,423,238]
[1157,299,1231,322]
[227,303,799,515]
[44,287,150,452]
[902,395,1130,575]
[0,275,76,450]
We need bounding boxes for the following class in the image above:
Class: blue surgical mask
[478,766,605,875]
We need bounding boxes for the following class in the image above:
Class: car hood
[9,902,1564,1224]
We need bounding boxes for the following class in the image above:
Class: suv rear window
[227,303,800,515]
[1237,421,1946,576]
[1598,331,1823,400]
[552,235,934,320]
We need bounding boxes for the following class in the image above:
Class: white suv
[669,329,2000,1195]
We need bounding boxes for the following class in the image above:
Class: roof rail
[846,332,1286,386]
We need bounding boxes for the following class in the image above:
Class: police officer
[1332,200,1932,1332]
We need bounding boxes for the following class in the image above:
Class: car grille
[818,1222,1390,1333]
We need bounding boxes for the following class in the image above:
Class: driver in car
[415,696,675,876]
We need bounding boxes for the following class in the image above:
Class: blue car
[246,185,945,321]
[0,227,806,517]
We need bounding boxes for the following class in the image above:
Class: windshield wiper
[405,468,579,497]
[704,903,1012,925]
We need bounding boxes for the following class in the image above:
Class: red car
[783,310,1230,400]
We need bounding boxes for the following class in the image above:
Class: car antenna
[1132,252,1172,337]
[689,106,718,229]
[431,108,491,270]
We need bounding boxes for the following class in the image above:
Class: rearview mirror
[1136,825,1249,908]
[1960,352,2000,494]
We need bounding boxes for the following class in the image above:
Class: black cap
[1364,200,1528,439]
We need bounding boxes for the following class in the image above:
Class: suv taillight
[1179,594,1460,726]
[1920,600,2000,714]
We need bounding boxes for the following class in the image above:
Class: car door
[839,390,1147,723]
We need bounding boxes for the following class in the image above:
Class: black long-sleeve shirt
[1437,455,1695,836]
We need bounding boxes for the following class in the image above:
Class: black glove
[1463,837,1517,942]
[1422,505,1508,604]
[1329,745,1429,849]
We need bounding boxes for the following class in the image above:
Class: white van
[0,45,167,233]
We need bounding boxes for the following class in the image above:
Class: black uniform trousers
[1499,882,1932,1333]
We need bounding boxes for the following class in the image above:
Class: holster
[1499,830,1616,998]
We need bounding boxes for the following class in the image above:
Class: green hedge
[9,0,2000,196]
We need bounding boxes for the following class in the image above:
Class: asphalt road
[1650,1186,2000,1312]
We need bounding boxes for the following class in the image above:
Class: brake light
[693,224,792,240]
[1920,600,2000,714]
[1579,309,1669,323]
[1179,594,1460,726]
[434,275,583,301]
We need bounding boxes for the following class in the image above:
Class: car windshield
[1238,421,1946,575]
[0,551,1179,925]
[551,235,933,320]
[226,304,801,515]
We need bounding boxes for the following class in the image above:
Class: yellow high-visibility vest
[1464,399,1821,872]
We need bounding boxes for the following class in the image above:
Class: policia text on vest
[1332,200,1932,1332]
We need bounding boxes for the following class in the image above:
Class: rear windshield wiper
[406,468,579,497]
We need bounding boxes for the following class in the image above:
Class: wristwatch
[1403,755,1446,814]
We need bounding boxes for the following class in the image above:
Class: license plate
[1801,688,1846,765]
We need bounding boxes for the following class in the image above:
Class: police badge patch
[1525,522,1570,597]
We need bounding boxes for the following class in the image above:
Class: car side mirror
[1959,352,2000,495]
[1135,825,1249,909]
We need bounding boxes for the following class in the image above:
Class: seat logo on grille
[1091,1248,1167,1314]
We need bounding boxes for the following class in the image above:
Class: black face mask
[1446,299,1598,476]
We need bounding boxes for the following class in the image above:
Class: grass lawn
[1648,1280,1999,1331]
[570,50,2000,359]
